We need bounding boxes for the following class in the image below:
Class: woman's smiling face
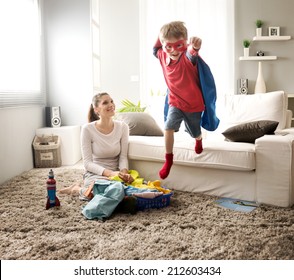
[95,94,116,117]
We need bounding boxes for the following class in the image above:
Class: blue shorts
[164,106,202,138]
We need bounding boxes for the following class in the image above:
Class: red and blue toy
[46,169,60,209]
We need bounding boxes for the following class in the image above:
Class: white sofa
[127,91,294,207]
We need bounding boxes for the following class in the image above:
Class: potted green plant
[255,19,263,37]
[117,99,146,112]
[243,39,251,57]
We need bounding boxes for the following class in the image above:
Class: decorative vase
[255,61,266,93]
[256,28,262,37]
[243,47,249,57]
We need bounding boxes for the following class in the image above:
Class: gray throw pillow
[222,120,279,143]
[115,112,163,136]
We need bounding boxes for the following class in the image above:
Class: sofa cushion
[115,112,163,136]
[216,91,287,132]
[222,120,279,143]
[128,134,255,171]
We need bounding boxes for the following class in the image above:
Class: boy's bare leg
[165,129,174,154]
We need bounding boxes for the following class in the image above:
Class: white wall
[235,0,294,94]
[43,0,93,126]
[43,0,141,122]
[0,107,44,184]
[99,0,140,104]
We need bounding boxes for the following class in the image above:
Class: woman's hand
[104,169,134,184]
[118,172,134,184]
[104,170,120,178]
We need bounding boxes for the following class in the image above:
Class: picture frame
[269,26,280,36]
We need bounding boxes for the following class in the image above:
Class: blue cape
[164,56,220,131]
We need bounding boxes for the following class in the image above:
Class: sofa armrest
[285,109,293,128]
[279,127,294,135]
[255,134,294,207]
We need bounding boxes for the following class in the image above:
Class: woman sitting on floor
[59,92,135,219]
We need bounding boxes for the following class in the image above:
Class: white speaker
[237,79,248,94]
[46,106,61,127]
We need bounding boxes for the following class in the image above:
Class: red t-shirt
[156,49,205,113]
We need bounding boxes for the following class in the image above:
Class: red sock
[195,138,203,154]
[159,153,173,179]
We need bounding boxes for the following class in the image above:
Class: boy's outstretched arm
[187,36,202,65]
[188,36,202,56]
[153,37,162,57]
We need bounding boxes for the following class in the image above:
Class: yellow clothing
[134,180,171,194]
[110,170,171,194]
[109,170,144,185]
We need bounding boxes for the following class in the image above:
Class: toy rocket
[46,169,60,209]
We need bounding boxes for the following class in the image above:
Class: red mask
[163,40,187,53]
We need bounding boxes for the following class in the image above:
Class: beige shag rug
[0,167,294,260]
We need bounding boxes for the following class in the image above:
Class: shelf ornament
[243,39,251,57]
[255,62,266,93]
[269,26,280,37]
[255,19,263,37]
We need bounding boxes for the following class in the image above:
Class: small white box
[36,126,81,165]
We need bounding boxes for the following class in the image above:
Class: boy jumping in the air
[153,21,205,179]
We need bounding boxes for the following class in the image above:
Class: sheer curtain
[139,0,234,123]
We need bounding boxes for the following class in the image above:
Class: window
[139,0,235,107]
[0,0,45,108]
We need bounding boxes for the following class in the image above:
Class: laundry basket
[136,192,173,211]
